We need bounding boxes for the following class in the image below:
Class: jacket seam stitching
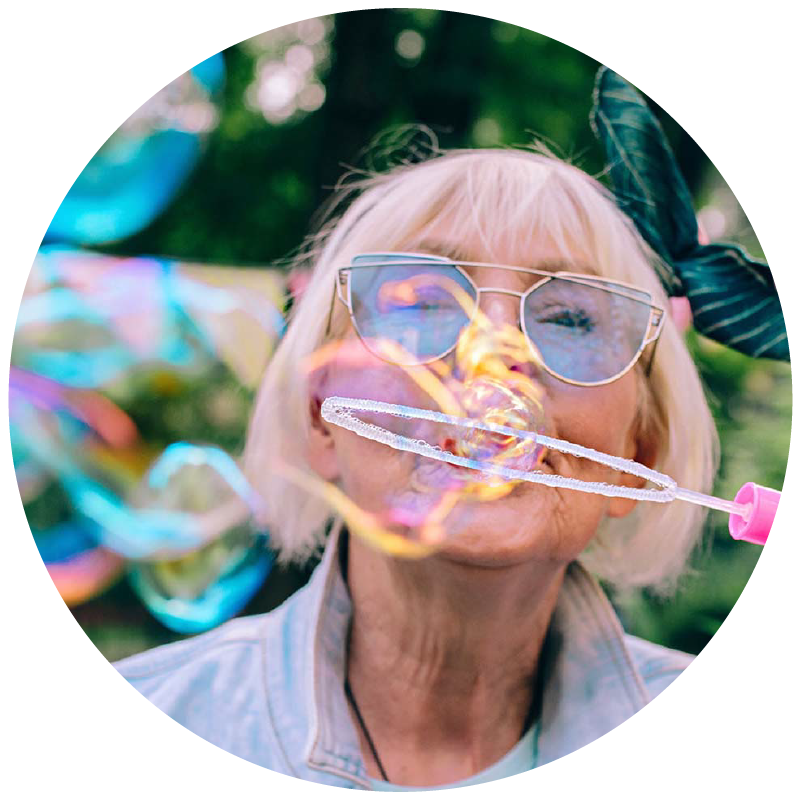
[261,611,301,778]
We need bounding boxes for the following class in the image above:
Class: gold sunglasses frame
[330,252,665,387]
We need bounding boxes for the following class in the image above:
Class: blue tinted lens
[523,278,651,383]
[348,258,475,362]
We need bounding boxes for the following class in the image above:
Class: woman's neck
[344,536,565,786]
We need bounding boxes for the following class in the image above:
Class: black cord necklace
[341,534,391,779]
[344,677,390,781]
[343,661,546,785]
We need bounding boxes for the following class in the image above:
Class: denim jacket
[115,531,692,788]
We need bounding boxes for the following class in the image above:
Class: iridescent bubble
[14,249,285,389]
[126,443,273,633]
[455,377,545,471]
[296,296,553,556]
[14,251,212,388]
[44,54,225,246]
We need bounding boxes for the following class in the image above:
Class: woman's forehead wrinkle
[406,237,556,269]
[389,238,603,295]
[406,238,470,262]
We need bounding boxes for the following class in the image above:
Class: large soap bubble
[11,249,285,627]
[298,299,552,556]
[44,54,225,246]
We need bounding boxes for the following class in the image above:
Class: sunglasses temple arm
[643,307,666,377]
[324,279,337,337]
[645,337,661,378]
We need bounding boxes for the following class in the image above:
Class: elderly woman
[117,138,723,788]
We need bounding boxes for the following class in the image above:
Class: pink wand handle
[728,482,781,545]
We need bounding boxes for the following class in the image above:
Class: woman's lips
[450,435,544,471]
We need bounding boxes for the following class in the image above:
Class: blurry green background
[48,9,789,660]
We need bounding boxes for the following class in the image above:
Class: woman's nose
[456,290,545,384]
[476,290,520,330]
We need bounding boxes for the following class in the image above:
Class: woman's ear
[307,395,341,481]
[605,419,660,520]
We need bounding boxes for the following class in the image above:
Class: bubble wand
[322,396,778,546]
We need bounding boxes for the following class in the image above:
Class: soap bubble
[454,376,545,473]
[126,443,273,633]
[296,297,550,556]
[14,249,284,391]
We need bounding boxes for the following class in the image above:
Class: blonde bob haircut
[243,145,719,595]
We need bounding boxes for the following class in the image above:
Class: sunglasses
[332,253,665,387]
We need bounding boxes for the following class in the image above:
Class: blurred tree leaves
[103,11,602,264]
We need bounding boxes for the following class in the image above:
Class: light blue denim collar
[263,529,650,785]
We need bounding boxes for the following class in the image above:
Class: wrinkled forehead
[393,237,603,281]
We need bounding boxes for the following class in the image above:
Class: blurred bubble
[13,245,285,623]
[0,396,50,506]
[45,55,225,246]
[13,249,285,390]
[126,443,273,633]
[324,255,682,514]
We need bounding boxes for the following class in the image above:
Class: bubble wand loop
[321,397,778,545]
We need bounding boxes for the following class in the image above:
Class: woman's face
[308,237,652,569]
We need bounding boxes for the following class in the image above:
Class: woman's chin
[434,542,545,569]
[422,489,577,568]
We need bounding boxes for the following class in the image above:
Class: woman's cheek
[331,426,415,514]
[555,380,639,456]
[318,349,452,450]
